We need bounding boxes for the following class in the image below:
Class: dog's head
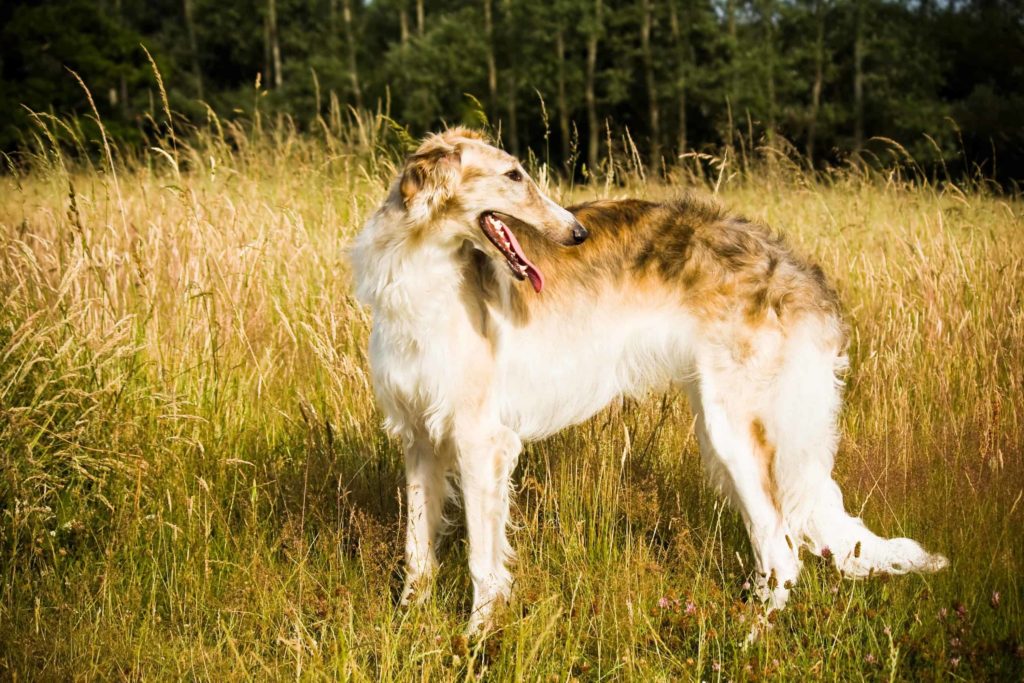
[396,128,587,293]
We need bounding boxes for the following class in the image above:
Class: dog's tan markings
[733,336,754,363]
[459,166,489,183]
[466,248,531,326]
[458,245,495,349]
[550,198,843,333]
[750,418,782,515]
[400,127,489,208]
[400,146,456,205]
[399,158,427,204]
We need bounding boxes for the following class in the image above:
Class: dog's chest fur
[361,242,491,442]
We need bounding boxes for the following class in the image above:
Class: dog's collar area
[479,212,544,293]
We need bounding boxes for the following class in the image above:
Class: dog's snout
[571,222,589,244]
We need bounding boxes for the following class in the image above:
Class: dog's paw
[399,572,435,608]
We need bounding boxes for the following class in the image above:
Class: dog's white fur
[351,129,948,633]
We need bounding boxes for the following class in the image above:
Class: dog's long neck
[352,208,468,333]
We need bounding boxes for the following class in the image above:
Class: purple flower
[950,656,961,669]
[658,596,670,609]
[711,662,721,672]
[685,600,697,615]
[864,654,877,665]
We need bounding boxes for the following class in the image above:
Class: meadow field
[1,115,1022,680]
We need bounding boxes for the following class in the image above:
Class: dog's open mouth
[479,212,545,293]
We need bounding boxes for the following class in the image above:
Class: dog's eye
[505,169,523,182]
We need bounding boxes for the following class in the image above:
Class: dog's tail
[769,322,949,577]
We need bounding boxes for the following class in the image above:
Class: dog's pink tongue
[503,226,544,293]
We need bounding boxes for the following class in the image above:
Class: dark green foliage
[1,0,1022,180]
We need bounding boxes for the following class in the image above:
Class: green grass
[1,117,1022,680]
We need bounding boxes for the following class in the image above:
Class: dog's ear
[399,138,462,218]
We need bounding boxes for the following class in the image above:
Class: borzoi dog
[351,128,947,633]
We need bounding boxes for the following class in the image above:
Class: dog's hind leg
[401,430,448,606]
[454,422,521,634]
[768,327,948,578]
[686,372,802,610]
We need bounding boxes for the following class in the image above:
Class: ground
[1,126,1022,680]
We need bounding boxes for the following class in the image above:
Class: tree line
[1,0,1022,181]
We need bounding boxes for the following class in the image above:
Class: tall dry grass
[1,106,1022,680]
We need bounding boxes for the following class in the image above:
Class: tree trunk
[400,3,409,44]
[669,1,688,158]
[806,0,825,162]
[267,0,283,88]
[640,0,661,170]
[762,0,777,145]
[115,0,130,114]
[120,74,129,116]
[555,27,571,165]
[263,14,271,87]
[484,0,498,117]
[342,0,363,109]
[506,71,519,156]
[853,0,865,154]
[416,0,424,36]
[183,0,204,100]
[585,0,603,174]
[725,0,737,147]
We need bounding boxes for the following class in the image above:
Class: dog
[351,127,948,634]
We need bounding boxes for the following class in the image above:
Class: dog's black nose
[571,222,589,244]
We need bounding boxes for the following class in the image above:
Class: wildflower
[742,580,751,592]
[712,662,721,672]
[658,596,670,609]
[938,607,948,620]
[990,591,1001,609]
[950,656,961,669]
[821,546,833,560]
[685,600,697,615]
[883,626,892,637]
[864,654,876,665]
[954,602,968,619]
[950,637,961,648]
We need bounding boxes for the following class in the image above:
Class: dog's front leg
[454,422,521,634]
[401,431,447,606]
